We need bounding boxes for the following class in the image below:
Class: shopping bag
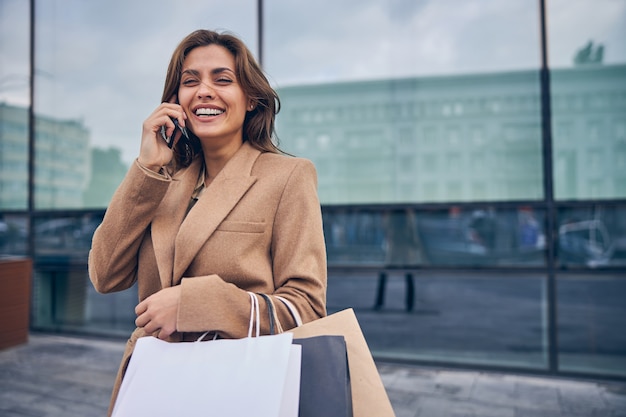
[293,336,353,417]
[286,307,396,417]
[260,294,353,417]
[112,293,301,417]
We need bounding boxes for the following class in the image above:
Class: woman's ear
[247,100,256,111]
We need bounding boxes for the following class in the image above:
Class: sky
[1,0,625,164]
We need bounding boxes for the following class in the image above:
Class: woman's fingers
[134,287,181,340]
[165,96,187,129]
[138,103,186,169]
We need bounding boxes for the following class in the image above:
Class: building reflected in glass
[277,64,626,204]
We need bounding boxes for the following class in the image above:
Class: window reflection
[266,0,540,83]
[1,0,625,380]
[33,213,103,265]
[270,0,542,204]
[558,274,626,377]
[327,271,549,370]
[323,206,546,267]
[548,0,626,200]
[277,72,544,204]
[0,0,30,211]
[551,65,626,200]
[31,0,257,209]
[558,206,626,268]
[0,214,28,257]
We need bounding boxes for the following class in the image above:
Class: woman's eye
[182,79,199,86]
[216,78,233,84]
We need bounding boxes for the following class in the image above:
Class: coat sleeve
[270,158,328,323]
[176,158,327,338]
[88,160,171,293]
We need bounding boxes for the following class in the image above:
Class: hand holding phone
[160,118,189,149]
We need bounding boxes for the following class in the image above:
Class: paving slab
[1,334,625,417]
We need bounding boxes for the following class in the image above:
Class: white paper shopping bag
[112,293,301,417]
[280,343,302,417]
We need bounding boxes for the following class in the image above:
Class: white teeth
[195,108,224,116]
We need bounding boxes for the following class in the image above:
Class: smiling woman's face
[178,44,252,154]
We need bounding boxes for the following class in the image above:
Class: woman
[88,29,327,414]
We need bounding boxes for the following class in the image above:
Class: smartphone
[160,118,189,149]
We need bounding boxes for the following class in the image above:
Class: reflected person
[375,209,423,311]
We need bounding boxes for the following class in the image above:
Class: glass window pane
[30,211,140,335]
[32,268,138,336]
[324,209,386,266]
[0,0,30,210]
[31,211,101,332]
[548,0,626,200]
[266,0,541,82]
[558,205,626,268]
[324,206,547,268]
[327,271,548,370]
[557,274,626,377]
[419,206,547,267]
[267,0,543,204]
[33,213,102,265]
[33,0,257,209]
[0,213,28,257]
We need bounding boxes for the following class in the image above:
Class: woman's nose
[197,81,215,99]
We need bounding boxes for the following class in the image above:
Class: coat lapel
[172,142,261,284]
[151,158,201,289]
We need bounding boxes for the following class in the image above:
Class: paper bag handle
[258,294,303,335]
[276,296,303,327]
[247,292,261,338]
[195,292,261,341]
[258,293,281,334]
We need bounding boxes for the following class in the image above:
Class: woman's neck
[201,140,244,180]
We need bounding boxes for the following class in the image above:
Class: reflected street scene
[324,206,547,267]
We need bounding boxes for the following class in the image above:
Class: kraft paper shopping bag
[289,309,395,417]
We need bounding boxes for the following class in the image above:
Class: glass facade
[557,273,626,377]
[32,0,257,209]
[551,66,626,200]
[548,0,626,200]
[276,73,545,204]
[324,206,547,267]
[269,0,543,204]
[327,271,548,370]
[1,0,625,380]
[0,0,30,210]
[558,205,626,268]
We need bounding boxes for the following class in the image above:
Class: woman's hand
[134,286,182,340]
[137,97,187,172]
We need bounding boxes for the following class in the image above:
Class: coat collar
[151,142,261,288]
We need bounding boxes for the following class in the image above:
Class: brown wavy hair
[162,29,282,168]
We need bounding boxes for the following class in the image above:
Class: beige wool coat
[88,141,327,414]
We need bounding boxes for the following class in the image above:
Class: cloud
[0,0,31,106]
[24,0,258,163]
[2,0,625,164]
[548,0,626,66]
[264,0,546,87]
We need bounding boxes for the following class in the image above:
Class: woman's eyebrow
[211,67,235,76]
[181,69,200,77]
[181,67,235,76]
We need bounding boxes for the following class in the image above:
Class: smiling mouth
[195,108,224,116]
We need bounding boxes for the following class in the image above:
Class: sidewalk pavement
[1,333,625,417]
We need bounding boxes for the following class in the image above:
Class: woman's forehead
[183,44,235,69]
